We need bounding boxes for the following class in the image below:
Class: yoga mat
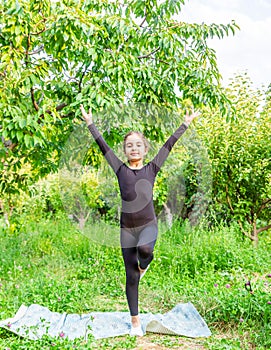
[0,302,211,340]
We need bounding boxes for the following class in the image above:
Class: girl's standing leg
[121,228,141,321]
[121,246,141,317]
[121,229,143,335]
[121,225,158,335]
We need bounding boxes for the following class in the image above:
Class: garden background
[0,0,270,349]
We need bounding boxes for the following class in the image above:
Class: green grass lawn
[0,217,270,349]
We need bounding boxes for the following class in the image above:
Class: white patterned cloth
[0,302,211,340]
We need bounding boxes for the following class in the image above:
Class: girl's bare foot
[138,265,149,280]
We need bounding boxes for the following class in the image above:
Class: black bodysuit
[88,123,187,228]
[88,122,188,316]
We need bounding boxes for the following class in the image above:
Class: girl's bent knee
[137,244,153,259]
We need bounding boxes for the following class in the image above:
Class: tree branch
[237,219,255,241]
[30,28,46,36]
[30,16,47,36]
[25,35,31,65]
[246,216,253,225]
[136,7,147,29]
[25,35,40,112]
[31,87,39,111]
[78,65,90,91]
[38,103,69,122]
[137,47,170,65]
[28,45,44,55]
[156,58,170,65]
[55,103,68,111]
[139,16,147,28]
[225,185,234,213]
[256,198,271,216]
[256,224,271,235]
[138,47,160,59]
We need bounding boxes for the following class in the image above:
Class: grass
[0,215,270,349]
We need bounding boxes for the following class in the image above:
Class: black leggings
[121,224,158,316]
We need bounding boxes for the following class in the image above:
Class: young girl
[80,105,199,336]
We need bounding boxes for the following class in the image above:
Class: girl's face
[124,133,147,163]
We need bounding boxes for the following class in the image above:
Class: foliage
[58,168,106,228]
[196,74,271,243]
[0,0,239,201]
[8,170,119,230]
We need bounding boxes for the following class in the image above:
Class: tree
[198,73,271,244]
[0,0,238,206]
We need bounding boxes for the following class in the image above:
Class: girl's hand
[184,108,201,126]
[80,104,93,126]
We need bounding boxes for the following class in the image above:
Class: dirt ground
[135,334,207,349]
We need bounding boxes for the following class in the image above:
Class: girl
[80,105,199,336]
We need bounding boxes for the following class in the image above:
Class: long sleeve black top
[88,123,188,228]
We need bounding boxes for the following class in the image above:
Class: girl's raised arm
[80,105,122,173]
[184,108,201,127]
[151,108,200,172]
[80,104,93,126]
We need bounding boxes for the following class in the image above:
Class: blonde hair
[123,131,149,152]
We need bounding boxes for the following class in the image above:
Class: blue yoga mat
[0,302,211,340]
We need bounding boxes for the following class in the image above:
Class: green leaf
[24,134,33,148]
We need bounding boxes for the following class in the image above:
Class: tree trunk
[163,203,173,228]
[252,221,259,247]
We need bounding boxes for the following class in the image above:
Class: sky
[179,0,271,88]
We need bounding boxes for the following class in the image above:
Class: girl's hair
[123,131,149,152]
